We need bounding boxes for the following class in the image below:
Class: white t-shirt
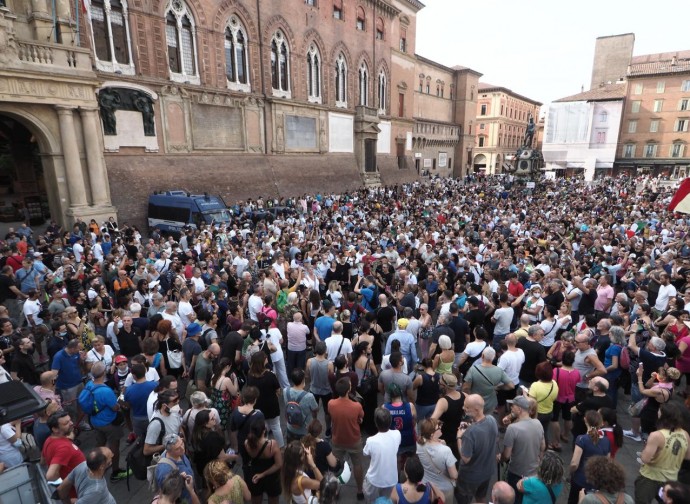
[266,328,284,363]
[493,307,514,335]
[178,301,196,327]
[540,319,562,348]
[325,335,353,362]
[248,295,264,322]
[73,242,84,263]
[0,365,11,384]
[232,256,248,277]
[162,312,184,337]
[327,290,343,309]
[497,348,525,383]
[124,367,160,389]
[190,277,205,294]
[23,299,43,326]
[85,345,115,367]
[0,423,23,467]
[655,283,678,312]
[363,429,401,487]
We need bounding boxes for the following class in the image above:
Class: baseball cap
[507,396,531,410]
[114,355,128,364]
[397,318,409,329]
[187,322,202,337]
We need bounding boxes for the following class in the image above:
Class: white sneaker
[623,430,642,442]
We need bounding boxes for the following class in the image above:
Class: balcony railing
[15,40,92,72]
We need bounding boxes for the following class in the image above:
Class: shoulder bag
[165,339,183,369]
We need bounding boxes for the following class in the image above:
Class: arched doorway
[473,153,487,173]
[0,114,53,227]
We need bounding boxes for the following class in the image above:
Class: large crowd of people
[0,174,690,504]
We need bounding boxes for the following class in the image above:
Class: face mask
[169,404,181,415]
[59,332,68,337]
[533,293,541,299]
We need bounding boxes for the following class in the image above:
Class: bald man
[455,394,500,504]
[490,481,515,504]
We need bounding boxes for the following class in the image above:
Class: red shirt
[508,280,525,299]
[602,428,620,459]
[42,436,86,481]
[328,397,363,447]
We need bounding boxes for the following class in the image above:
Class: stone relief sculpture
[133,93,155,136]
[98,89,121,135]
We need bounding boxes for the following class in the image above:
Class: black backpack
[126,417,165,487]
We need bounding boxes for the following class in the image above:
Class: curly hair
[584,456,626,493]
[537,450,564,486]
[204,459,232,493]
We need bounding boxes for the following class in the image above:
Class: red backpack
[619,345,630,370]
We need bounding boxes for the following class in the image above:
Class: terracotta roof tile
[628,50,690,77]
[554,83,626,103]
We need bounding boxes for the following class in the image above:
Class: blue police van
[147,191,232,235]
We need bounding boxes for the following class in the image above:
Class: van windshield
[203,209,231,223]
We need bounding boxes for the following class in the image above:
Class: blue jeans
[631,380,642,403]
[493,333,508,352]
[605,370,622,407]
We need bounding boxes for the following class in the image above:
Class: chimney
[581,84,584,93]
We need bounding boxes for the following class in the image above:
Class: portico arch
[0,106,64,227]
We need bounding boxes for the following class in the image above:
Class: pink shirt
[286,321,310,351]
[553,367,581,403]
[594,285,614,312]
[676,335,690,373]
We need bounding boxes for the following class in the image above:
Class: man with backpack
[283,368,318,443]
[354,275,379,312]
[52,339,85,422]
[80,361,130,483]
[153,433,196,502]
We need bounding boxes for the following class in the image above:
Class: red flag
[668,178,690,214]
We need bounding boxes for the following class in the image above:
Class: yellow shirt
[640,429,689,482]
[529,380,559,415]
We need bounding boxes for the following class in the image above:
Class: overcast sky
[415,0,689,107]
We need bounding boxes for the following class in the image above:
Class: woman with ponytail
[567,410,611,504]
[599,407,624,459]
[390,455,441,504]
[301,419,339,476]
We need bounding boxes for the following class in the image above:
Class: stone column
[55,0,71,18]
[56,106,88,207]
[79,107,110,206]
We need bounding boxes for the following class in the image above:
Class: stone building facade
[0,0,482,227]
[615,51,690,178]
[0,0,116,226]
[473,84,541,174]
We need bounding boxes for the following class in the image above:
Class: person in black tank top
[431,373,465,461]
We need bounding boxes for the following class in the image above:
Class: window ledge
[308,96,322,104]
[170,72,200,85]
[336,101,348,109]
[272,89,291,99]
[228,81,251,93]
[96,60,136,76]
